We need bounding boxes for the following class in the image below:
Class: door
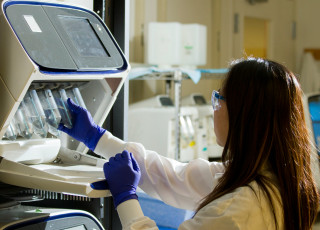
[243,17,269,58]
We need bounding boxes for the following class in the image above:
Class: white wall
[296,0,320,72]
[220,0,296,70]
[213,0,320,73]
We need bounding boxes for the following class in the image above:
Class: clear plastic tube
[207,116,215,145]
[67,87,87,109]
[185,115,195,140]
[53,88,73,129]
[3,119,19,141]
[38,89,61,136]
[14,101,34,139]
[24,90,48,138]
[180,116,190,147]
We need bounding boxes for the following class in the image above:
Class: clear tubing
[38,89,61,136]
[53,89,73,129]
[14,102,33,139]
[24,90,48,138]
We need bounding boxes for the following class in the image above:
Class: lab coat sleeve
[117,199,158,230]
[94,131,225,210]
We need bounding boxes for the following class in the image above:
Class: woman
[59,58,319,230]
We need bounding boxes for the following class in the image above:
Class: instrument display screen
[59,16,109,57]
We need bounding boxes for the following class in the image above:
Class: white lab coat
[94,131,284,230]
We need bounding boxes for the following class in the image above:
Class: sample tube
[66,87,87,109]
[53,88,73,129]
[38,89,62,136]
[14,101,34,139]
[24,90,48,138]
[185,116,195,141]
[180,116,190,148]
[3,119,19,141]
[207,116,216,145]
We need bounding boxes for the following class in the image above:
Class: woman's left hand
[103,150,141,208]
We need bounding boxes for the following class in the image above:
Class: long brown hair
[197,58,319,230]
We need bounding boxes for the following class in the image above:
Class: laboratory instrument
[0,205,104,230]
[128,95,198,162]
[182,93,223,160]
[0,0,129,198]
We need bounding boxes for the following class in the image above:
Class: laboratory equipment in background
[128,95,199,162]
[182,93,223,160]
[0,0,129,198]
[145,22,207,69]
[303,93,320,191]
[0,205,104,230]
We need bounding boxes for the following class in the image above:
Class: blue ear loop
[211,90,226,111]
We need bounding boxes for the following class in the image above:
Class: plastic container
[66,87,87,109]
[38,89,61,136]
[145,22,181,67]
[14,101,34,139]
[180,24,207,66]
[3,119,19,141]
[23,90,48,138]
[145,22,207,67]
[52,88,73,129]
[0,138,60,164]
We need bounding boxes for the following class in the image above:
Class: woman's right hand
[58,98,106,151]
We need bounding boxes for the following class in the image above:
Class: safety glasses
[211,90,226,111]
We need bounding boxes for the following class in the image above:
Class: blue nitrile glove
[58,98,106,151]
[103,150,141,208]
